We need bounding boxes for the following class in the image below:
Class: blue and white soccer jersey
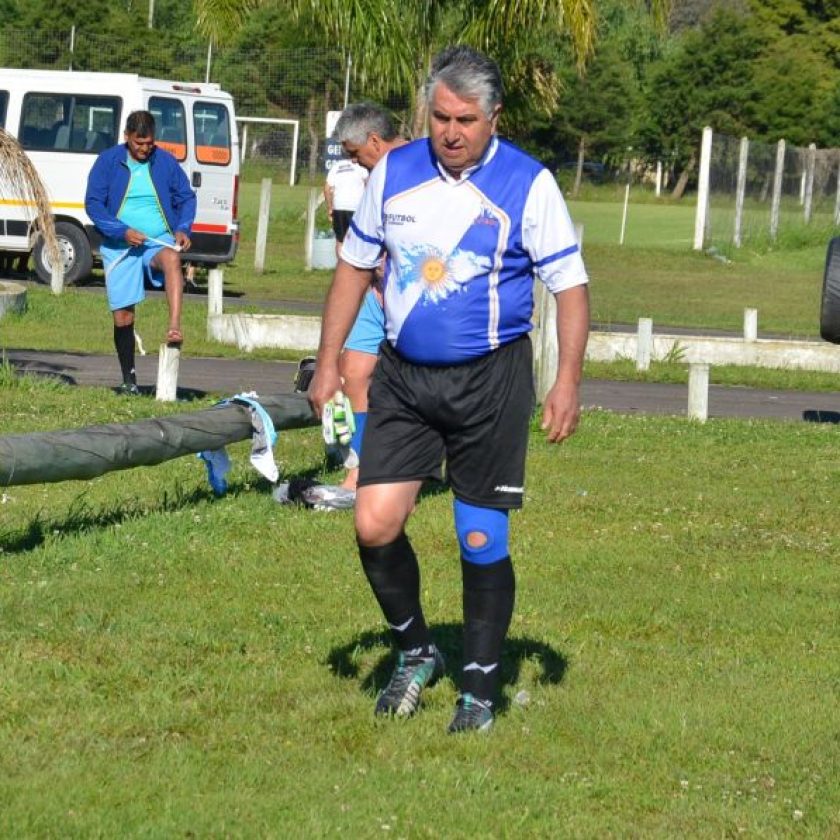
[341,136,588,366]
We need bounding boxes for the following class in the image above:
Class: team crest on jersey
[472,205,500,227]
[397,245,491,303]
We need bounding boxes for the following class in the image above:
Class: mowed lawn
[1,377,838,835]
[568,197,696,250]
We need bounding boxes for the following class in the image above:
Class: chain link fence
[702,129,840,255]
[0,27,416,186]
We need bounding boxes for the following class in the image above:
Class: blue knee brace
[453,499,509,565]
[350,411,367,459]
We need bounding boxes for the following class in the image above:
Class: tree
[638,6,762,196]
[192,0,608,136]
[750,34,836,147]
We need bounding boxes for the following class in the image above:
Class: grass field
[1,376,838,835]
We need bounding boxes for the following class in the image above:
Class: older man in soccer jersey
[310,46,589,732]
[332,103,406,495]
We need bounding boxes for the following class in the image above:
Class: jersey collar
[435,136,499,184]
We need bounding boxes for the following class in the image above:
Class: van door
[190,98,237,263]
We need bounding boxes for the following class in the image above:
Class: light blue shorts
[345,288,385,355]
[101,235,172,311]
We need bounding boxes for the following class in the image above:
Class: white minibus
[0,68,239,283]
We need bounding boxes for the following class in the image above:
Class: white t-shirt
[326,160,368,211]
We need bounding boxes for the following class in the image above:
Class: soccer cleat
[300,483,356,511]
[271,479,355,510]
[375,646,445,717]
[271,477,322,505]
[447,693,494,734]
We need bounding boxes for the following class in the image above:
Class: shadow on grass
[326,622,567,714]
[0,482,223,554]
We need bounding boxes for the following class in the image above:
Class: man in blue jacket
[85,110,196,394]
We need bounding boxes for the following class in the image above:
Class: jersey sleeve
[338,157,387,270]
[522,168,588,293]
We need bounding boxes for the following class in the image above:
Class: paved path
[5,348,840,423]
[4,274,839,421]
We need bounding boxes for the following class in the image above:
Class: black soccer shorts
[358,336,535,509]
[331,210,354,243]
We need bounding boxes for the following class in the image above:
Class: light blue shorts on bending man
[345,288,385,355]
[101,234,174,311]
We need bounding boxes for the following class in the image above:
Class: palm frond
[0,129,59,267]
[193,0,265,45]
[464,0,597,69]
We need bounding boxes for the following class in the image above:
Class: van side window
[149,96,187,161]
[19,93,120,153]
[0,91,8,128]
[194,102,232,166]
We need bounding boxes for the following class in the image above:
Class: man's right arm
[308,260,375,417]
[84,151,129,241]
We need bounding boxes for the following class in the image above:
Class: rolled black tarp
[0,394,316,487]
[820,237,840,344]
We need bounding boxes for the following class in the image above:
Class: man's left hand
[541,381,581,444]
[175,231,192,252]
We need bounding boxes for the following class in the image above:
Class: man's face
[341,134,384,171]
[428,82,499,177]
[125,131,155,162]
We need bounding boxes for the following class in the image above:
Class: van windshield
[194,102,232,166]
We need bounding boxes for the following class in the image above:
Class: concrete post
[50,263,64,296]
[688,363,709,422]
[156,343,180,402]
[693,126,713,250]
[770,139,785,241]
[636,317,653,371]
[743,308,758,342]
[803,143,816,224]
[305,187,317,270]
[538,289,557,402]
[734,136,749,248]
[207,267,224,317]
[254,178,272,273]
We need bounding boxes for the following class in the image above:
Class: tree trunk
[410,53,434,139]
[306,95,319,178]
[671,153,696,200]
[572,136,585,198]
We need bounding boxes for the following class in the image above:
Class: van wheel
[33,222,93,285]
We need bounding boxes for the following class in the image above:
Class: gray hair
[424,46,503,118]
[335,102,398,145]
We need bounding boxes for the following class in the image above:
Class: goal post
[235,116,300,186]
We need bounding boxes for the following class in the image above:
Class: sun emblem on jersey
[419,256,454,301]
[397,246,492,303]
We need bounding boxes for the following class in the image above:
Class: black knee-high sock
[460,556,515,705]
[359,533,433,653]
[113,324,136,385]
